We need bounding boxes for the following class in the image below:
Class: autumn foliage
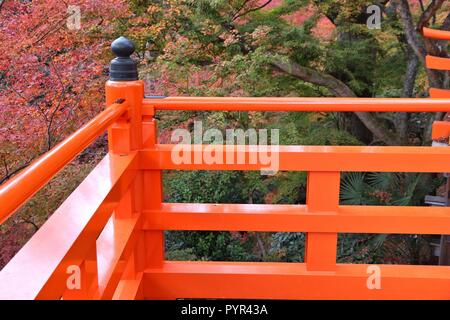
[0,0,129,183]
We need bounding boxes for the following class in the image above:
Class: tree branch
[0,160,32,185]
[395,0,426,61]
[395,0,444,88]
[402,46,419,98]
[231,0,252,20]
[417,0,446,32]
[272,59,399,145]
[232,0,273,21]
[272,60,355,96]
[395,46,419,144]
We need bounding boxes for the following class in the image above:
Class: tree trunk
[395,0,445,88]
[396,47,419,144]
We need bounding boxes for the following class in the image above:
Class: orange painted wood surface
[0,153,137,299]
[143,97,450,112]
[432,121,450,141]
[140,144,450,172]
[0,102,128,224]
[423,27,450,40]
[430,88,450,98]
[144,261,450,300]
[426,55,450,71]
[142,203,450,234]
[304,172,340,271]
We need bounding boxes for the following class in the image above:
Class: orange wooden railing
[0,101,129,224]
[0,29,450,300]
[423,27,450,141]
[0,98,136,299]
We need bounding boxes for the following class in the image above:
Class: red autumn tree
[0,0,130,183]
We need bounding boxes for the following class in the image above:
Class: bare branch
[232,0,272,21]
[0,159,33,184]
[417,0,446,32]
[231,0,252,20]
[443,13,450,30]
[395,0,444,88]
[1,156,9,178]
[419,0,425,13]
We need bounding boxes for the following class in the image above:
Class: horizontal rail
[0,153,138,299]
[143,203,450,234]
[432,121,450,140]
[143,97,450,112]
[144,261,450,299]
[140,145,450,172]
[430,88,450,98]
[423,27,450,40]
[0,101,128,224]
[426,55,450,71]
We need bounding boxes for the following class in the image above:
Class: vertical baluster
[143,114,165,269]
[305,171,340,271]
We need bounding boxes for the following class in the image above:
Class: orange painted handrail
[430,88,450,98]
[143,97,450,112]
[141,144,450,172]
[423,27,450,40]
[0,101,128,225]
[143,203,450,234]
[0,153,138,299]
[426,55,450,71]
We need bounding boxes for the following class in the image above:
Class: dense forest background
[0,0,449,268]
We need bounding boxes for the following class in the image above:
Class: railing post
[105,38,165,271]
[105,37,146,282]
[106,36,143,154]
[142,109,165,269]
[305,171,340,271]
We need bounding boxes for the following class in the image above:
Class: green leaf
[340,172,366,205]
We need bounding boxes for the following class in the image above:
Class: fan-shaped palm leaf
[340,172,366,205]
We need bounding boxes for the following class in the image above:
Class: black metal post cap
[109,36,138,81]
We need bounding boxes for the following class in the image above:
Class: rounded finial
[109,36,138,81]
[111,36,135,58]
